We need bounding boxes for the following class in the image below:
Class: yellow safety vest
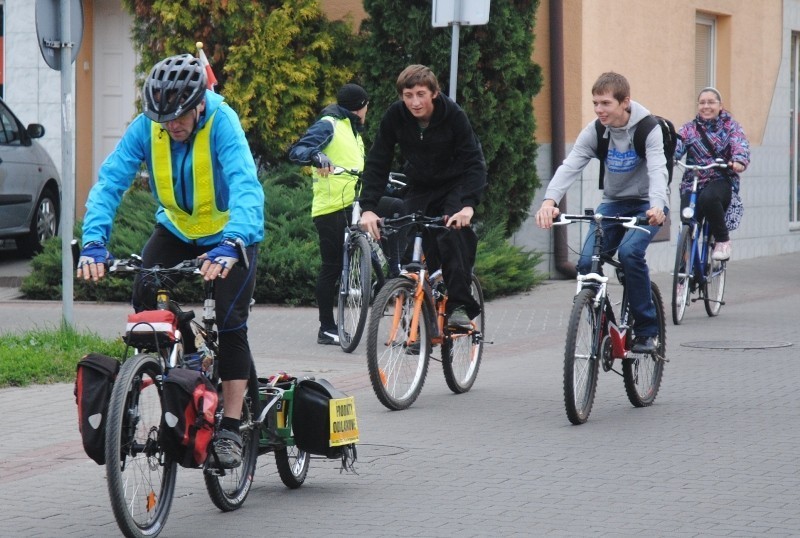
[151,111,229,239]
[311,116,364,217]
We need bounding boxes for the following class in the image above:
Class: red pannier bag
[160,368,218,468]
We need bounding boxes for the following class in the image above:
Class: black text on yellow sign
[329,396,359,446]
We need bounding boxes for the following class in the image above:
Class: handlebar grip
[233,238,250,272]
[70,239,80,270]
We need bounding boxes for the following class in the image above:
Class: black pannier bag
[160,368,218,468]
[75,353,120,464]
[292,378,359,467]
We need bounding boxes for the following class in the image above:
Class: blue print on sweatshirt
[606,147,638,174]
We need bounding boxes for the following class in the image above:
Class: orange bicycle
[365,213,485,410]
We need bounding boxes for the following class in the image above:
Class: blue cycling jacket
[82,90,264,247]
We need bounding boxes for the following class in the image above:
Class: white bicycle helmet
[143,54,207,122]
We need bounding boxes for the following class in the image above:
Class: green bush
[23,164,542,304]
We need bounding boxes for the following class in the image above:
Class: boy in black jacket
[359,65,486,327]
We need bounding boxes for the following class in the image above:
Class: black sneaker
[317,328,340,345]
[213,429,242,469]
[447,306,473,330]
[631,335,656,354]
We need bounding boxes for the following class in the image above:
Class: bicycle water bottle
[370,236,388,267]
[184,352,203,371]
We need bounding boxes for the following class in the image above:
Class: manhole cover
[681,340,793,350]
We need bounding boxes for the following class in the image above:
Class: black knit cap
[337,83,369,111]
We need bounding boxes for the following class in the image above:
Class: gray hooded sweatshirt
[544,100,669,211]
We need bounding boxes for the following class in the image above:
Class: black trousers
[313,197,406,332]
[313,210,349,332]
[680,179,732,243]
[132,225,258,381]
[403,187,481,320]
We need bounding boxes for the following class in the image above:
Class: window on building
[791,33,800,223]
[695,15,716,97]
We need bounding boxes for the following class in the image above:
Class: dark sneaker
[447,306,473,330]
[631,335,656,354]
[213,429,242,469]
[317,328,340,345]
[405,341,421,355]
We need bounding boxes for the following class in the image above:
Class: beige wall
[320,0,367,29]
[534,0,782,145]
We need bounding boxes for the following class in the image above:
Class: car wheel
[16,187,59,258]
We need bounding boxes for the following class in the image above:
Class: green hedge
[22,164,542,304]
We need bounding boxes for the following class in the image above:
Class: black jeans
[132,225,258,381]
[680,179,732,243]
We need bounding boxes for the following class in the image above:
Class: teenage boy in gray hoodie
[535,72,668,354]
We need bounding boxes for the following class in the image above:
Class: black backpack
[594,114,678,189]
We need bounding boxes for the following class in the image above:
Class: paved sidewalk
[1,253,799,536]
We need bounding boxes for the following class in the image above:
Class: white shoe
[712,241,731,261]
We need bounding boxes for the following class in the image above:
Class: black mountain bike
[334,167,406,352]
[82,246,309,538]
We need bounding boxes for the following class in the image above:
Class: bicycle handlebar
[331,166,408,189]
[108,257,202,275]
[71,238,250,273]
[674,158,728,173]
[379,212,447,231]
[554,212,651,233]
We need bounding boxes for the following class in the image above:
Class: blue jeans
[576,200,667,338]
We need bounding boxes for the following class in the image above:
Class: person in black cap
[289,83,370,345]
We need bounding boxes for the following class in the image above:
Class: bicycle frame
[556,211,650,364]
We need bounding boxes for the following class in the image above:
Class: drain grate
[681,340,793,350]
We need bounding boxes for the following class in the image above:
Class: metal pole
[448,0,462,101]
[449,22,460,101]
[60,0,75,327]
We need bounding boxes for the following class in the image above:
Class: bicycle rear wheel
[338,234,372,353]
[106,353,176,538]
[366,278,431,410]
[623,282,666,407]
[703,237,726,317]
[442,274,485,394]
[563,288,601,425]
[275,444,310,489]
[671,224,692,325]
[205,364,260,511]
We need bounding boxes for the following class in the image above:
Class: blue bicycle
[671,159,729,325]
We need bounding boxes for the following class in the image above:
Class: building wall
[517,0,800,276]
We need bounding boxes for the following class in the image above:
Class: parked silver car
[0,97,61,257]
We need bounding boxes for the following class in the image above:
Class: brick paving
[1,253,799,536]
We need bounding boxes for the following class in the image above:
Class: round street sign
[35,0,84,71]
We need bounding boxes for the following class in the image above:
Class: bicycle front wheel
[442,274,485,394]
[671,224,692,325]
[366,278,431,410]
[204,365,260,512]
[563,288,601,425]
[623,282,666,407]
[703,238,726,317]
[338,234,372,353]
[106,353,176,538]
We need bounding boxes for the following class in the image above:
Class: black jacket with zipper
[360,93,486,214]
